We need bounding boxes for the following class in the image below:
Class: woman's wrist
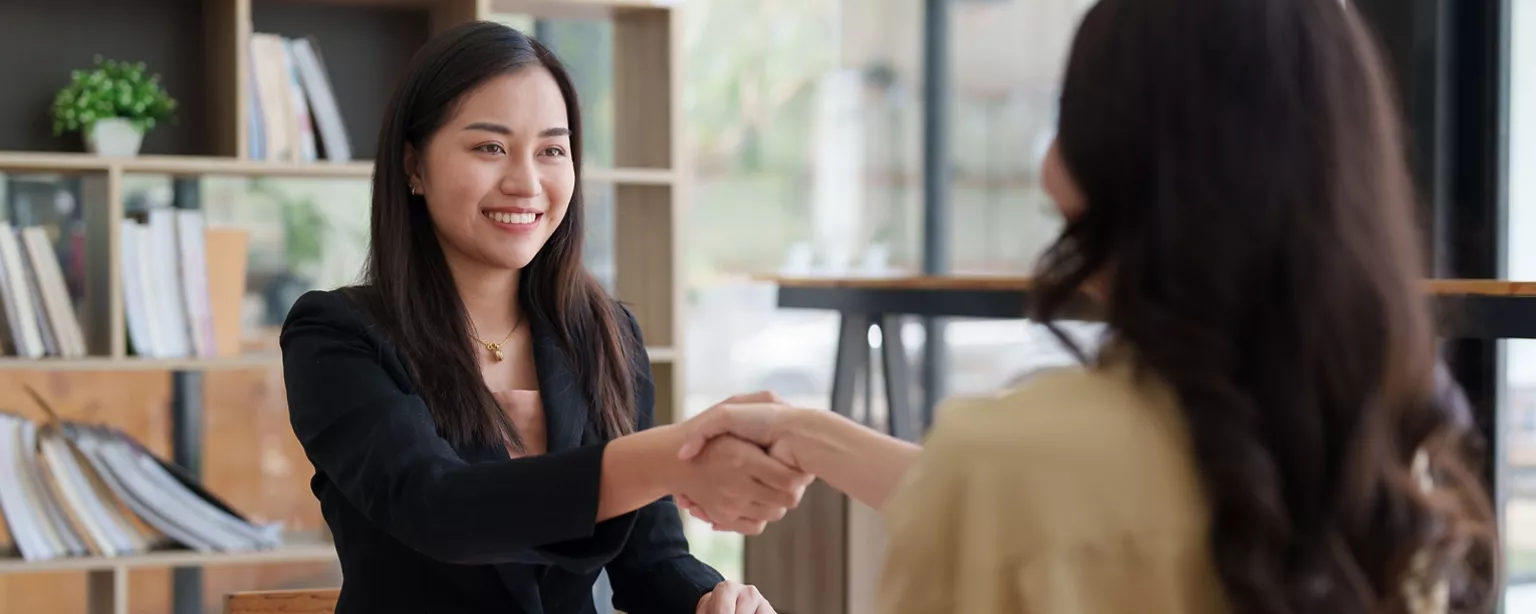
[777,408,851,476]
[776,408,921,510]
[635,423,689,492]
[598,424,683,519]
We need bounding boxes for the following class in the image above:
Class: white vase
[84,118,144,157]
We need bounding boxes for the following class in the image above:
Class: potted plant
[50,56,177,156]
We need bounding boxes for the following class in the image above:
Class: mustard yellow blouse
[876,360,1229,614]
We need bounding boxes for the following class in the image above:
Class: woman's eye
[476,143,506,155]
[542,146,567,157]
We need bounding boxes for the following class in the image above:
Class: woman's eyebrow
[461,122,570,138]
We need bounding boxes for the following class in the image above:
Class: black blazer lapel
[529,315,590,454]
[482,315,597,613]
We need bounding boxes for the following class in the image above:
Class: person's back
[880,355,1226,613]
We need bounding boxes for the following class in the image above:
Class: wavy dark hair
[352,21,636,450]
[1033,1,1497,612]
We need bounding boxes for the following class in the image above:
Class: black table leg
[830,313,870,419]
[877,315,919,441]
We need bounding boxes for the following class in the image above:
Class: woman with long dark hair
[281,21,798,614]
[677,0,1499,612]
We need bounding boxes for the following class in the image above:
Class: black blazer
[280,288,723,614]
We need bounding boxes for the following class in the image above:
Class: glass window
[941,0,1100,399]
[1505,0,1536,609]
[681,0,924,580]
[947,0,1087,277]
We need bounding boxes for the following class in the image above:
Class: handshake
[661,391,824,535]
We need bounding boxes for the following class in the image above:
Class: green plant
[250,178,328,274]
[50,56,177,137]
[283,196,327,272]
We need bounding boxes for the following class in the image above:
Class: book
[0,387,284,562]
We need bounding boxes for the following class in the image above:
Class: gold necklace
[471,315,523,362]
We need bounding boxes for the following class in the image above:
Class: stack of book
[120,209,222,359]
[247,33,351,163]
[0,223,87,359]
[0,392,282,561]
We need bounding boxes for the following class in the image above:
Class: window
[942,0,1099,398]
[681,0,924,580]
[1504,0,1536,609]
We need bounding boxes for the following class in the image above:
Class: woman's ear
[1042,139,1086,222]
[403,142,423,194]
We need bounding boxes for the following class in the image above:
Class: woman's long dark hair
[354,21,636,450]
[1034,1,1496,612]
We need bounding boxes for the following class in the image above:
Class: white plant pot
[84,118,144,157]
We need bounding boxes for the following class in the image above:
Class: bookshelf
[0,0,685,612]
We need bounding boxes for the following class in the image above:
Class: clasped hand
[669,392,808,534]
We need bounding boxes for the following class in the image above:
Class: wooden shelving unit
[0,0,685,612]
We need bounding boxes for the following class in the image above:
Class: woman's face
[406,66,575,272]
[1041,138,1086,222]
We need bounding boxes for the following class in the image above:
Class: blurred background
[102,0,1536,605]
[0,0,1531,612]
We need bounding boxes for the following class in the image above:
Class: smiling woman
[279,21,800,614]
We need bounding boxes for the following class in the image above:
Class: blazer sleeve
[281,289,612,565]
[606,306,724,614]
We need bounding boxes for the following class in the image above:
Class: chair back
[224,588,339,613]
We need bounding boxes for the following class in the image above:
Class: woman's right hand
[663,391,812,534]
[669,434,809,534]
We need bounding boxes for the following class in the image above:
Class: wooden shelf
[763,274,1033,292]
[586,167,674,185]
[0,355,281,372]
[0,152,673,185]
[493,0,676,20]
[0,152,371,178]
[0,533,335,574]
[0,348,673,371]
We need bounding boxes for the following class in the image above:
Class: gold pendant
[487,343,504,362]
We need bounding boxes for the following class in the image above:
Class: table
[779,276,1536,436]
[744,275,1536,614]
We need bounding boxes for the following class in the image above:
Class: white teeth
[484,211,538,225]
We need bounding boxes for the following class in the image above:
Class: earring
[409,182,419,196]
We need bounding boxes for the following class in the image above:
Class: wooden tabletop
[763,275,1536,297]
[763,275,1034,291]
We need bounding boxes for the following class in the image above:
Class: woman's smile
[482,208,543,234]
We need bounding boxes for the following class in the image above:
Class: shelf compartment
[0,0,219,156]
